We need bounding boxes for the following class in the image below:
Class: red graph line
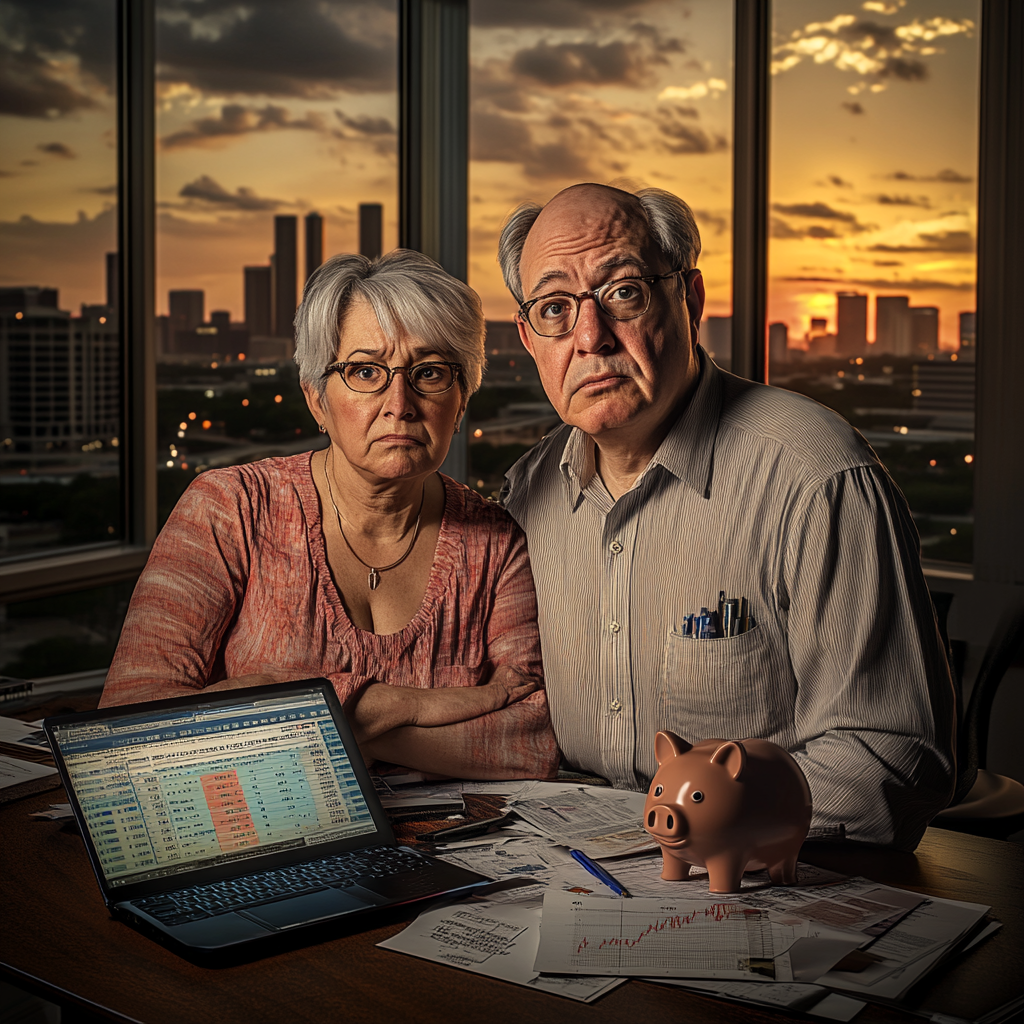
[574,905,756,956]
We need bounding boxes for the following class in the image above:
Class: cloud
[510,38,668,88]
[177,175,285,211]
[873,259,903,266]
[771,218,841,240]
[828,175,853,188]
[842,101,865,115]
[0,1,114,119]
[771,13,974,93]
[655,106,727,154]
[772,201,858,222]
[889,168,973,183]
[160,103,326,149]
[0,207,115,306]
[471,0,653,29]
[874,193,931,208]
[693,208,729,236]
[37,142,76,158]
[658,78,728,102]
[867,229,974,253]
[782,273,972,291]
[155,0,397,97]
[334,111,394,136]
[470,111,535,163]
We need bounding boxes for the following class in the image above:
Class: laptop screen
[50,687,379,889]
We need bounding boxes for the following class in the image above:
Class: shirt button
[609,699,623,713]
[609,621,621,634]
[609,540,623,555]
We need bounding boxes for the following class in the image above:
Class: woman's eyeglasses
[322,360,462,395]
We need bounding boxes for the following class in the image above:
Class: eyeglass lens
[341,362,456,394]
[528,278,652,337]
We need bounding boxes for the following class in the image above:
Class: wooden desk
[1,784,1021,1024]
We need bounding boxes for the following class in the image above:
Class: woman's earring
[318,423,326,434]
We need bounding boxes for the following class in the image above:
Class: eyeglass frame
[322,359,464,396]
[516,267,686,338]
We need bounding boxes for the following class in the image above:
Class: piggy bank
[643,731,812,894]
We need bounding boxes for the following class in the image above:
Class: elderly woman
[101,250,558,780]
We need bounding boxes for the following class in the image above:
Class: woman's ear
[302,385,327,434]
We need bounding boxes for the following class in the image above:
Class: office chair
[930,595,1024,840]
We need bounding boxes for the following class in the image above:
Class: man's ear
[516,315,537,360]
[684,269,705,340]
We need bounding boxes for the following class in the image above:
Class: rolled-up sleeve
[783,464,956,849]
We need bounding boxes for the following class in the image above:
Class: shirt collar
[558,345,723,504]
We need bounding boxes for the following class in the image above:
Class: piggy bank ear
[710,741,747,780]
[655,731,692,765]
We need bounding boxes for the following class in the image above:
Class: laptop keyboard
[132,846,430,926]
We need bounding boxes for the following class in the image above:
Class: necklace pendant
[368,568,381,591]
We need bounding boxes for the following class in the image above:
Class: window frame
[2,0,1020,607]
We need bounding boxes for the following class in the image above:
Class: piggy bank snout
[645,803,687,839]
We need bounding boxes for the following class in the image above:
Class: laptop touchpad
[241,888,372,931]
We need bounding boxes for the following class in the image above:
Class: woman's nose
[381,369,417,415]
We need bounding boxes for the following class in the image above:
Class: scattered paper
[0,755,57,791]
[437,837,574,885]
[534,889,815,981]
[508,786,655,858]
[0,716,51,753]
[657,979,866,1020]
[819,893,990,1001]
[378,901,625,1002]
[29,802,75,821]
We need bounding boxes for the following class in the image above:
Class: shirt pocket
[660,626,792,741]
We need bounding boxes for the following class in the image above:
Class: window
[466,0,734,496]
[2,0,1022,656]
[153,0,399,524]
[767,0,980,564]
[0,0,122,559]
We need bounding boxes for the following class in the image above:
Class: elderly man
[498,182,955,850]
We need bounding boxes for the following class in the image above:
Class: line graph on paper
[534,890,779,979]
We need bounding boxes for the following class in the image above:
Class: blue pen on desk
[569,849,632,898]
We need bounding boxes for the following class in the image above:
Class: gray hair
[294,249,486,399]
[497,185,702,303]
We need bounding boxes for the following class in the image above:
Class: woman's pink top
[101,453,557,778]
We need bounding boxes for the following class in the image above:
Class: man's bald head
[498,183,701,304]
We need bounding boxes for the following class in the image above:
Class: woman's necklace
[323,448,425,591]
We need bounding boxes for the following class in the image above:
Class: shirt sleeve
[428,521,557,778]
[782,464,956,849]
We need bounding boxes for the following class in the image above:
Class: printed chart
[534,890,780,979]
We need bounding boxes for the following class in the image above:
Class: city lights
[274,395,283,403]
[242,399,249,407]
[964,454,974,464]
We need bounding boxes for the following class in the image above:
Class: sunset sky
[0,0,978,349]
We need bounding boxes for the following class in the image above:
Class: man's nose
[573,295,616,353]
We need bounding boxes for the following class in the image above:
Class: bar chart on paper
[534,890,781,979]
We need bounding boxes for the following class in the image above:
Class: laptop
[44,679,490,960]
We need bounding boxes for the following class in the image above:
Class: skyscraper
[305,212,323,283]
[0,287,119,456]
[273,215,297,340]
[836,292,867,356]
[244,266,272,337]
[910,307,939,354]
[768,321,788,364]
[359,203,383,260]
[169,290,204,353]
[875,295,911,356]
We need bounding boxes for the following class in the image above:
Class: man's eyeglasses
[322,360,462,396]
[517,268,684,338]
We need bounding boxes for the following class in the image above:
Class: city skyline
[0,0,979,350]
